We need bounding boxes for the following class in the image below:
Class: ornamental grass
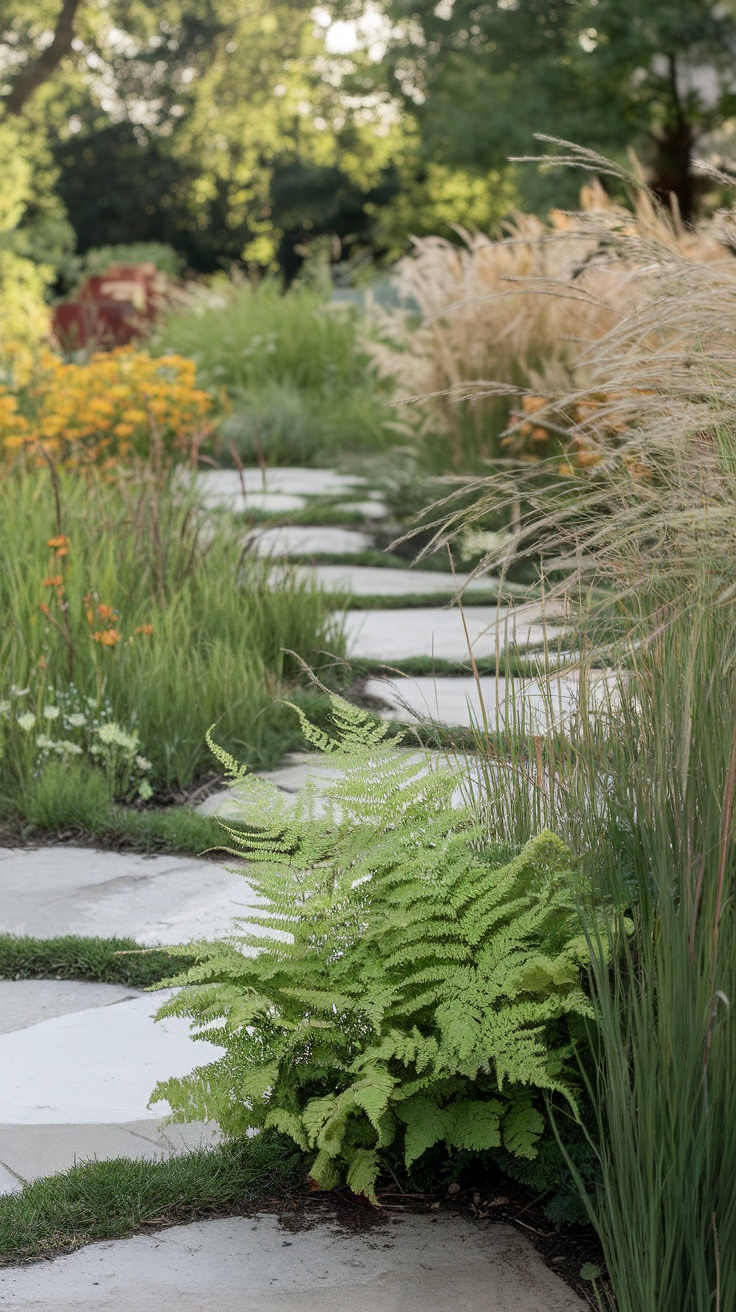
[439,147,736,1311]
[0,466,342,807]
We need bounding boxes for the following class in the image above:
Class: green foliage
[0,934,197,989]
[154,278,393,464]
[22,757,113,831]
[378,0,736,220]
[0,1132,306,1265]
[152,695,591,1203]
[0,467,342,794]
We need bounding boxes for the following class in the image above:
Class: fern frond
[157,694,591,1198]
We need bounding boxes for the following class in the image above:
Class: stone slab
[344,606,560,663]
[0,846,258,945]
[0,1162,21,1193]
[247,525,373,557]
[0,1211,585,1311]
[198,751,344,822]
[364,674,588,731]
[0,989,224,1124]
[335,499,387,519]
[191,467,363,504]
[292,564,496,597]
[0,1120,221,1186]
[0,980,140,1035]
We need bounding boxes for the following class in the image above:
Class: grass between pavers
[325,589,510,610]
[0,934,198,988]
[0,1134,309,1266]
[0,803,229,859]
[352,655,551,679]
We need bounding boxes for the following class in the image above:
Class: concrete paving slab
[364,673,590,731]
[344,606,560,663]
[0,846,258,944]
[0,1211,585,1311]
[335,499,387,519]
[292,563,496,597]
[0,980,140,1035]
[198,752,343,822]
[191,467,363,504]
[247,525,373,557]
[0,989,224,1124]
[0,1120,221,1185]
[0,1161,21,1193]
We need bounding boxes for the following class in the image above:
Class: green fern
[152,696,591,1203]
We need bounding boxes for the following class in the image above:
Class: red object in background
[52,264,167,351]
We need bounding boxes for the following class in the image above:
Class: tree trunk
[4,0,83,116]
[650,52,696,223]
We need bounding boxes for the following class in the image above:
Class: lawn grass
[0,933,198,988]
[0,798,229,857]
[0,1134,308,1266]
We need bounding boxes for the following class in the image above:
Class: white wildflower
[17,712,36,732]
[135,755,152,771]
[138,780,153,801]
[0,701,10,716]
[57,740,83,756]
[97,722,139,752]
[67,713,86,728]
[43,705,61,721]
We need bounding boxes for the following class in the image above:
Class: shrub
[152,697,592,1204]
[154,277,393,465]
[0,344,217,470]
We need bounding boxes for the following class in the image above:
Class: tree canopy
[1,0,735,283]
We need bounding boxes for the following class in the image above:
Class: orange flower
[42,575,63,588]
[92,629,121,646]
[47,535,69,549]
[97,603,117,622]
[39,602,50,616]
[134,623,154,636]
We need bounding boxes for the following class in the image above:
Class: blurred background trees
[1,0,736,289]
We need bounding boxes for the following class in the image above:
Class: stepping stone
[0,979,140,1035]
[0,1119,220,1191]
[247,525,372,557]
[345,606,559,663]
[199,751,344,822]
[191,467,362,506]
[335,499,387,519]
[0,989,223,1125]
[364,673,599,730]
[292,564,497,597]
[0,1211,586,1310]
[0,847,258,945]
[0,981,223,1191]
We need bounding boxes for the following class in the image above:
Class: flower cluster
[504,393,610,473]
[1,683,154,801]
[0,342,217,470]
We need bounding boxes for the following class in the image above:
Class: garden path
[0,1212,585,1310]
[0,466,583,1311]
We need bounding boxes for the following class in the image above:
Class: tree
[370,0,736,220]
[0,1,404,274]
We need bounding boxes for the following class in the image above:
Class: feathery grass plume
[374,141,736,474]
[152,694,593,1205]
[422,144,736,1309]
